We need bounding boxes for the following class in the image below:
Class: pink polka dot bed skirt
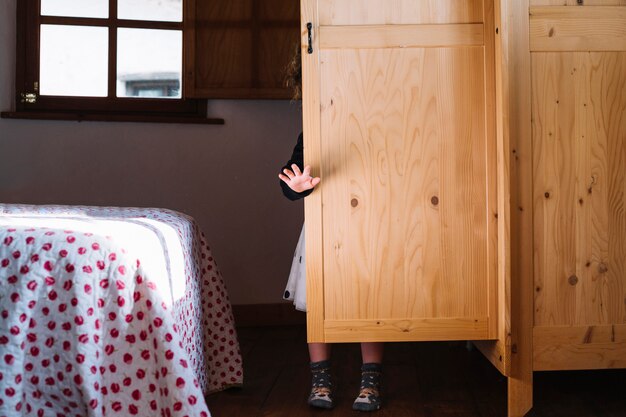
[0,204,243,417]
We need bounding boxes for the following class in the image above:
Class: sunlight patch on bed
[0,215,186,307]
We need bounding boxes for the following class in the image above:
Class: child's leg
[360,342,383,363]
[308,343,334,409]
[308,342,331,362]
[354,342,384,411]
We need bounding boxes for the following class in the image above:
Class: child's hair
[284,41,302,100]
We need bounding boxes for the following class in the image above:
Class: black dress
[280,133,313,201]
[280,132,309,311]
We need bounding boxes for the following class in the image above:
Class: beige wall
[0,0,304,305]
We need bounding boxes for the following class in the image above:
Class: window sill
[0,111,224,125]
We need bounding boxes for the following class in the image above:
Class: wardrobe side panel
[531,5,626,369]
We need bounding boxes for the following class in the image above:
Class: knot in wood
[568,275,579,286]
[431,196,439,206]
[598,263,609,274]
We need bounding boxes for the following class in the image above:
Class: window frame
[7,0,219,124]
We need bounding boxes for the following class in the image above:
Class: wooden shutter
[185,0,300,99]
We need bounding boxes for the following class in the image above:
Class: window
[6,0,217,123]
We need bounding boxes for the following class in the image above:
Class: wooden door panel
[303,0,500,344]
[320,48,490,323]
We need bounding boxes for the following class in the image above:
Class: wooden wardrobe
[300,1,626,416]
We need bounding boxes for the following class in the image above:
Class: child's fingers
[278,173,290,183]
[282,168,295,179]
[310,177,321,188]
[291,164,302,176]
[302,165,311,177]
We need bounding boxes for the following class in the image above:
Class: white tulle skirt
[283,224,307,312]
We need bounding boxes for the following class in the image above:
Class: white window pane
[118,0,182,22]
[117,28,182,98]
[40,25,108,97]
[41,0,108,18]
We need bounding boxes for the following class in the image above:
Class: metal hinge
[307,22,313,54]
[20,82,38,104]
[20,93,37,104]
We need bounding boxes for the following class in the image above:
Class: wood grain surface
[318,0,484,25]
[532,51,626,329]
[320,46,493,324]
[534,324,626,370]
[530,0,626,5]
[530,6,626,52]
[304,0,499,344]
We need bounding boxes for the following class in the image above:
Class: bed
[0,204,242,417]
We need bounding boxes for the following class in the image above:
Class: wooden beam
[531,0,626,5]
[318,0,485,25]
[505,0,534,414]
[320,24,484,49]
[534,325,626,370]
[301,0,326,344]
[323,317,490,343]
[530,6,626,51]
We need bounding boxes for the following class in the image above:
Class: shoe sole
[352,402,381,412]
[309,400,334,409]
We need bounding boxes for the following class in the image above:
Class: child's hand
[278,164,321,193]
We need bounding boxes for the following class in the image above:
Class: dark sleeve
[280,133,314,201]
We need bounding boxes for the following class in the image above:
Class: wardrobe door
[302,0,503,345]
[531,2,626,371]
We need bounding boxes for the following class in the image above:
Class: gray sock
[308,360,334,409]
[353,362,382,411]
